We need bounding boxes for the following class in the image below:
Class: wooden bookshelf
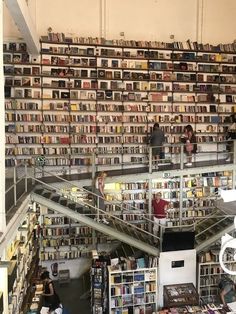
[108,266,158,314]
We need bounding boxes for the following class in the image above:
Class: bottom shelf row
[111,295,156,307]
[110,304,156,314]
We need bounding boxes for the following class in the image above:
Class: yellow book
[141,61,148,69]
[215,54,222,62]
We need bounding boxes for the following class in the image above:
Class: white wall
[3,0,236,45]
[41,258,91,279]
[158,249,196,307]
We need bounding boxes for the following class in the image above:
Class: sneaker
[102,218,109,225]
[226,157,231,162]
[185,162,192,167]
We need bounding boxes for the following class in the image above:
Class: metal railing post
[180,144,184,170]
[148,177,152,233]
[32,164,36,186]
[91,152,96,181]
[13,165,17,206]
[233,140,236,165]
[24,163,28,193]
[149,146,152,174]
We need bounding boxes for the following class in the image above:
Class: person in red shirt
[152,192,169,236]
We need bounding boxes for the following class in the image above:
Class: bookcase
[4,210,39,314]
[104,170,233,226]
[39,204,108,263]
[108,266,158,314]
[91,256,109,314]
[198,250,236,303]
[4,36,236,172]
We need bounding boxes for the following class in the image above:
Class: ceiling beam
[4,0,40,55]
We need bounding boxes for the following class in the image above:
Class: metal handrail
[29,139,234,171]
[5,162,28,212]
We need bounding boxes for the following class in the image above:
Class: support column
[0,263,9,314]
[0,0,6,234]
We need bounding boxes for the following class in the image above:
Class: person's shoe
[185,162,192,167]
[225,157,231,162]
[102,218,109,225]
[94,217,101,223]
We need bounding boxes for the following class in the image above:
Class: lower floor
[54,276,91,314]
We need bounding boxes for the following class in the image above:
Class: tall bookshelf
[91,256,109,314]
[4,210,39,314]
[39,204,111,264]
[4,37,236,173]
[198,250,236,303]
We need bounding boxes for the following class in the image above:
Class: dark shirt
[149,129,165,147]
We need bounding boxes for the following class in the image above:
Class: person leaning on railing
[180,124,197,167]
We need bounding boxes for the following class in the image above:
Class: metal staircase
[31,183,159,256]
[195,209,235,253]
[4,160,235,258]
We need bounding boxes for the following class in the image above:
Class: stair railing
[29,166,160,245]
[5,162,29,214]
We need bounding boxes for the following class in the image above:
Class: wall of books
[4,35,236,173]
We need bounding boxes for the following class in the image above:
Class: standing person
[226,113,236,162]
[181,124,197,167]
[40,271,60,309]
[93,172,109,224]
[149,123,165,169]
[152,192,169,237]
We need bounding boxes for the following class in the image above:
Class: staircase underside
[31,189,159,256]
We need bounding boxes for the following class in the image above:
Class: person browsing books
[226,113,236,162]
[219,276,236,308]
[152,192,169,236]
[180,124,197,167]
[40,271,60,309]
[149,123,165,169]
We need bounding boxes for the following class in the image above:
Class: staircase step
[68,203,76,210]
[50,194,60,202]
[42,191,52,199]
[59,198,68,206]
[34,188,44,195]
